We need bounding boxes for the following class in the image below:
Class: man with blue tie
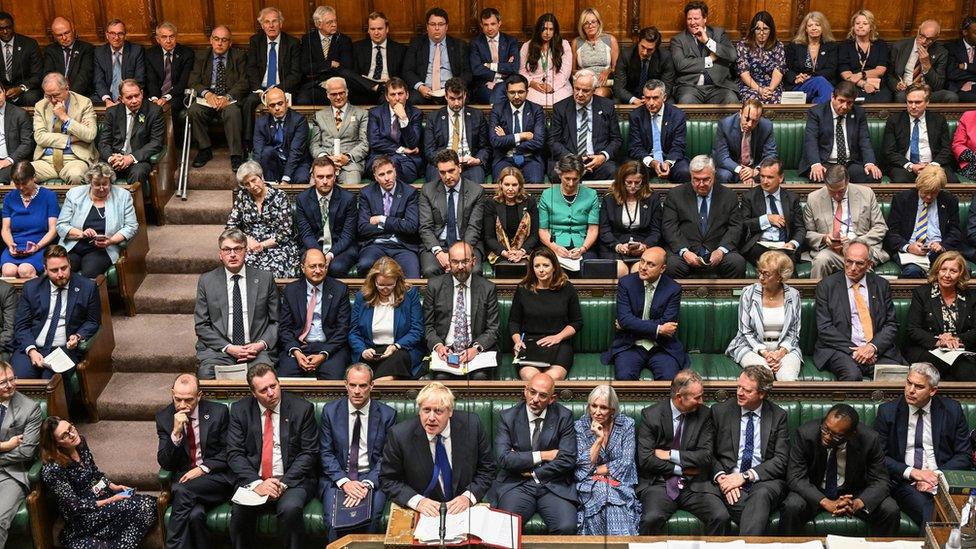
[356,155,421,278]
[488,75,545,182]
[614,27,675,105]
[713,100,777,184]
[469,8,520,104]
[319,364,397,541]
[881,84,957,183]
[423,78,489,183]
[547,69,621,181]
[366,77,424,184]
[629,80,690,183]
[418,150,485,277]
[91,19,145,107]
[295,157,358,277]
[251,87,310,183]
[740,158,805,265]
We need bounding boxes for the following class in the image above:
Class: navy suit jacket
[155,399,230,478]
[252,109,312,179]
[494,402,577,503]
[488,101,545,158]
[873,395,972,481]
[245,32,302,92]
[366,103,423,162]
[799,101,876,175]
[144,44,195,101]
[946,39,976,92]
[356,181,420,250]
[13,274,100,357]
[883,189,963,256]
[713,113,777,172]
[422,106,490,166]
[349,287,425,373]
[299,31,353,84]
[604,273,691,369]
[42,39,94,97]
[295,185,357,256]
[548,95,621,161]
[402,36,471,89]
[279,276,350,357]
[469,33,520,92]
[319,398,397,490]
[92,42,145,101]
[628,104,687,164]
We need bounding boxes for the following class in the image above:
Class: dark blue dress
[1,187,59,271]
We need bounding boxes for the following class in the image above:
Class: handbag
[331,486,373,530]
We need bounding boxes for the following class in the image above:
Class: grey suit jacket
[886,37,949,92]
[418,179,485,253]
[309,104,369,169]
[669,27,738,92]
[802,183,889,263]
[0,391,41,492]
[2,103,33,167]
[194,265,279,363]
[710,398,789,485]
[422,273,499,352]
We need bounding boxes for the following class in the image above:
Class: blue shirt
[422,40,453,89]
[43,98,73,156]
[305,280,325,342]
[736,406,763,476]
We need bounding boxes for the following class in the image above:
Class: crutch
[176,88,196,200]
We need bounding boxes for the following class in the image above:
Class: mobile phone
[627,241,640,250]
[94,234,108,241]
[446,353,461,366]
[120,488,135,497]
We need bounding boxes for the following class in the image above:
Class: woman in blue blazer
[349,256,425,379]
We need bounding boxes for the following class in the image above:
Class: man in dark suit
[668,1,739,104]
[366,77,424,184]
[883,170,964,278]
[781,404,901,536]
[187,25,248,170]
[713,100,777,184]
[629,79,690,183]
[604,246,691,381]
[548,69,621,181]
[637,370,728,534]
[419,149,485,277]
[882,84,957,183]
[227,364,318,549]
[814,242,906,381]
[344,11,407,105]
[0,362,41,549]
[0,86,32,183]
[295,156,358,277]
[296,5,353,106]
[945,16,976,102]
[662,155,746,278]
[799,81,882,184]
[144,21,194,120]
[319,363,397,541]
[422,242,499,381]
[42,17,94,99]
[155,373,234,549]
[356,155,421,278]
[873,363,972,534]
[241,7,301,150]
[469,8,519,104]
[740,158,805,265]
[488,75,545,182]
[886,21,957,103]
[379,382,495,516]
[278,249,350,380]
[615,26,676,105]
[494,373,577,533]
[97,79,165,187]
[194,228,278,380]
[710,366,789,536]
[91,19,145,106]
[0,12,41,107]
[422,77,489,182]
[252,87,310,183]
[402,8,471,105]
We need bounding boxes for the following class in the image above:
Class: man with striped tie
[547,69,621,181]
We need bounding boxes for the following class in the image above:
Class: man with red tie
[155,373,234,549]
[227,364,318,549]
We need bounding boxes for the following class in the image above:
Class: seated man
[0,361,40,549]
[0,12,42,106]
[319,363,397,542]
[604,246,691,381]
[422,242,499,381]
[547,69,621,181]
[814,242,905,381]
[803,165,889,279]
[252,87,310,184]
[227,364,318,549]
[295,6,353,106]
[91,19,145,106]
[710,366,789,536]
[469,8,519,104]
[366,77,424,184]
[494,373,577,534]
[295,156,358,277]
[241,7,301,149]
[629,79,690,183]
[887,21,957,104]
[96,79,165,187]
[488,75,545,183]
[31,72,96,184]
[379,382,495,517]
[419,149,485,277]
[740,158,805,265]
[799,81,882,184]
[155,373,234,549]
[781,404,900,536]
[356,155,421,278]
[882,84,958,183]
[279,249,351,380]
[144,22,195,120]
[614,26,676,105]
[41,17,94,98]
[669,1,739,104]
[874,363,972,534]
[344,11,407,105]
[309,77,369,184]
[194,228,278,380]
[402,8,471,105]
[422,77,489,183]
[0,83,34,184]
[946,16,976,102]
[713,99,777,185]
[662,155,746,278]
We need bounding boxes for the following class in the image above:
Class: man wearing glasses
[780,403,900,536]
[91,19,145,106]
[0,361,41,548]
[888,20,957,104]
[309,77,369,184]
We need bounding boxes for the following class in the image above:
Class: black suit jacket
[547,95,621,161]
[402,36,471,89]
[598,193,662,251]
[799,101,876,176]
[1,103,33,165]
[379,411,496,506]
[246,32,302,92]
[883,189,962,257]
[144,44,194,101]
[97,101,165,162]
[636,400,715,495]
[710,399,789,484]
[662,183,743,254]
[421,272,499,352]
[299,31,353,84]
[42,39,94,97]
[92,41,145,100]
[155,400,230,478]
[614,45,675,103]
[882,110,953,175]
[422,106,490,166]
[740,186,806,256]
[946,38,976,92]
[279,276,350,357]
[873,395,972,480]
[188,48,248,101]
[494,402,577,502]
[904,284,976,362]
[784,41,838,88]
[350,38,407,81]
[0,34,41,92]
[482,196,539,256]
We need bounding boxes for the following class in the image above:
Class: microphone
[438,502,448,549]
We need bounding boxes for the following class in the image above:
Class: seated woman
[904,251,976,381]
[538,155,600,275]
[509,247,582,381]
[1,161,59,278]
[483,167,539,277]
[225,160,300,278]
[599,161,662,278]
[785,11,837,104]
[573,8,619,98]
[736,11,786,104]
[40,416,157,549]
[838,10,892,103]
[574,384,640,535]
[520,13,573,107]
[349,257,424,380]
[57,162,138,279]
[726,251,803,381]
[952,109,976,181]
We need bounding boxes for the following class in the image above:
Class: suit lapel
[336,400,350,467]
[65,278,78,327]
[367,400,381,463]
[730,405,742,458]
[198,402,210,455]
[759,402,772,459]
[931,397,943,464]
[278,396,291,466]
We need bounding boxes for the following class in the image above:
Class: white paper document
[898,252,930,270]
[195,97,238,107]
[557,257,581,271]
[428,88,446,98]
[44,347,75,373]
[214,363,248,380]
[429,351,497,375]
[930,348,976,365]
[758,241,792,249]
[231,486,268,506]
[414,505,519,548]
[825,536,868,549]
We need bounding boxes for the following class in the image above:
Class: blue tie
[111,51,122,100]
[651,113,663,163]
[740,412,755,473]
[274,119,285,160]
[446,188,458,246]
[910,118,921,164]
[423,434,454,500]
[768,194,786,241]
[43,288,65,350]
[698,196,708,235]
[824,448,839,499]
[513,109,521,134]
[267,41,278,88]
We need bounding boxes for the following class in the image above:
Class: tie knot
[448,187,456,194]
[436,433,443,443]
[232,274,241,281]
[746,411,755,418]
[265,408,273,418]
[917,408,925,416]
[353,409,361,416]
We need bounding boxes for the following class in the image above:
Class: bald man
[252,87,311,183]
[887,20,958,104]
[604,247,691,380]
[41,17,94,97]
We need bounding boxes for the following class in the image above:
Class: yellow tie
[451,113,461,152]
[851,282,874,343]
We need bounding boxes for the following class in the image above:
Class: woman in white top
[519,13,573,107]
[573,8,619,98]
[726,250,803,380]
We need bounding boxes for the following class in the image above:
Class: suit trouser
[890,479,934,535]
[641,159,691,184]
[493,156,545,183]
[166,472,235,549]
[115,161,154,186]
[724,479,784,536]
[294,81,329,106]
[820,349,874,381]
[10,90,41,107]
[240,92,267,147]
[321,482,388,542]
[230,485,310,549]
[326,248,358,278]
[197,350,274,380]
[496,482,577,535]
[256,148,311,184]
[357,243,420,278]
[809,249,844,280]
[666,252,746,278]
[0,476,26,548]
[336,162,365,184]
[188,102,243,156]
[613,346,683,381]
[32,155,88,184]
[779,491,900,536]
[277,346,350,380]
[675,84,738,105]
[745,246,799,267]
[639,485,729,535]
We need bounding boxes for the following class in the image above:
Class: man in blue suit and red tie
[356,155,422,278]
[295,157,358,277]
[319,363,397,542]
[251,87,311,183]
[604,246,691,380]
[366,77,424,184]
[469,8,520,104]
[628,79,690,183]
[488,75,546,182]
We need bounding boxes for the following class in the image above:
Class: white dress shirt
[526,406,547,469]
[734,406,763,477]
[446,108,470,157]
[366,40,389,81]
[406,423,477,510]
[170,406,210,472]
[258,401,284,478]
[822,443,847,490]
[828,105,849,163]
[33,281,69,349]
[337,399,372,487]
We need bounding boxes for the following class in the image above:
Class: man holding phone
[0,360,41,548]
[547,69,621,181]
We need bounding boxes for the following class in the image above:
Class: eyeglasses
[220,246,245,255]
[57,424,78,441]
[844,259,868,268]
[211,36,231,43]
[820,424,848,443]
[449,258,472,267]
[106,31,126,37]
[0,377,15,388]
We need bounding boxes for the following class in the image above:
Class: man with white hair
[296,5,353,105]
[31,72,96,183]
[241,7,301,151]
[546,69,621,181]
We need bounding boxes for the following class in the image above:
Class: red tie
[186,418,199,467]
[298,286,318,343]
[261,409,274,479]
[832,199,843,239]
[740,131,752,167]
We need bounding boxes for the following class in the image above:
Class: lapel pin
[203,414,210,420]
[73,287,79,292]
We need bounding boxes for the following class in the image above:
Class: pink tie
[966,48,975,92]
[740,131,752,167]
[490,38,499,63]
[432,42,442,91]
[298,287,318,343]
[970,47,975,64]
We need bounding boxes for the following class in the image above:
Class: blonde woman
[785,11,836,103]
[573,8,619,97]
[838,10,892,102]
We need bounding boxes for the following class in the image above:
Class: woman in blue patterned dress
[574,384,640,535]
[1,162,59,278]
[736,11,787,104]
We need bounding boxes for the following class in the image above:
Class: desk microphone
[438,502,448,549]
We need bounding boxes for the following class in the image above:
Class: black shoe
[230,155,243,171]
[191,148,212,168]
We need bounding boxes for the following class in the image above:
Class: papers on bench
[413,505,520,548]
[781,91,808,104]
[930,348,976,365]
[195,97,238,107]
[44,347,75,373]
[214,363,248,380]
[429,351,497,375]
[231,486,268,507]
[759,241,793,250]
[898,252,930,270]
[557,257,581,272]
[825,536,922,549]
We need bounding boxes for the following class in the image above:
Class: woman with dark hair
[736,11,786,103]
[483,166,539,273]
[508,247,583,381]
[40,416,157,548]
[838,9,892,102]
[785,11,837,103]
[599,161,661,277]
[1,161,59,278]
[519,13,573,107]
[538,155,600,269]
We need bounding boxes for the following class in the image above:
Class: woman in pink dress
[519,13,573,108]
